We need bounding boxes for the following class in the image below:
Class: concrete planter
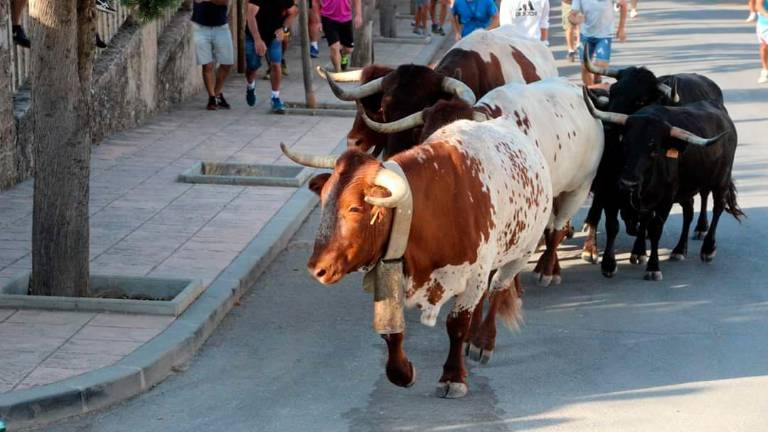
[0,273,203,316]
[283,102,357,117]
[178,161,312,187]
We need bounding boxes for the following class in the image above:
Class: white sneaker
[630,8,639,18]
[759,69,768,84]
[746,12,757,22]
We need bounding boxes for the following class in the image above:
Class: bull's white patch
[666,148,679,159]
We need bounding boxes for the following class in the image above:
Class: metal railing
[7,1,180,93]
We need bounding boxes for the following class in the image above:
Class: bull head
[582,49,680,103]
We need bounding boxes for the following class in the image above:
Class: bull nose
[347,137,362,148]
[307,261,342,285]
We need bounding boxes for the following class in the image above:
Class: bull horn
[669,127,724,146]
[326,74,384,101]
[596,95,610,107]
[361,107,424,134]
[582,87,628,125]
[365,167,410,208]
[657,82,680,103]
[582,47,621,78]
[473,111,490,122]
[316,66,364,82]
[280,142,338,169]
[441,77,476,105]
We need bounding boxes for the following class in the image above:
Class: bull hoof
[602,269,616,278]
[386,361,416,388]
[467,343,493,364]
[644,271,663,281]
[551,274,562,285]
[581,250,599,264]
[701,250,717,262]
[669,253,686,261]
[537,274,553,287]
[693,231,706,240]
[436,381,468,399]
[630,254,647,265]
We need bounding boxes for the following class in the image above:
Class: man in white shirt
[570,0,627,86]
[499,0,550,44]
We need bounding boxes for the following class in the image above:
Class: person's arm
[569,0,584,24]
[758,0,768,17]
[487,0,499,29]
[353,0,363,28]
[246,2,268,55]
[453,12,462,40]
[275,5,299,41]
[616,0,627,42]
[540,0,550,42]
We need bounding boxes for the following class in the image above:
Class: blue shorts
[580,35,612,63]
[245,35,283,71]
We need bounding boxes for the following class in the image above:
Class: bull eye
[348,206,363,213]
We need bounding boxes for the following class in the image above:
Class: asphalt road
[44,1,768,431]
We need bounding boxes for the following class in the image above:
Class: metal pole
[298,0,316,108]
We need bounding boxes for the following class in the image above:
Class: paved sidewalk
[0,3,451,428]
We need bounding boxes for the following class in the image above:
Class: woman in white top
[498,0,550,44]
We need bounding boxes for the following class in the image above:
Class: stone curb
[0,31,449,431]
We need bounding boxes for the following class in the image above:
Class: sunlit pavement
[45,1,768,431]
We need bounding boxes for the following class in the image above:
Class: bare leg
[437,310,472,398]
[309,7,321,43]
[269,62,281,91]
[761,42,768,70]
[329,41,342,72]
[381,333,416,387]
[202,63,216,97]
[11,0,27,26]
[213,65,231,96]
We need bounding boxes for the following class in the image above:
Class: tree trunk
[29,0,94,297]
[352,0,375,67]
[298,0,316,107]
[379,0,396,38]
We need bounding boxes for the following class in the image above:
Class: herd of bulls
[281,26,743,399]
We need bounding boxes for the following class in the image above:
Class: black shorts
[321,16,354,48]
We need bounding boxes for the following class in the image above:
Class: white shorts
[758,22,768,44]
[193,23,234,66]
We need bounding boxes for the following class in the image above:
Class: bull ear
[453,68,463,81]
[308,173,331,196]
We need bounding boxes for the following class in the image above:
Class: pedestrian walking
[747,0,758,22]
[320,0,363,72]
[757,0,768,83]
[561,0,580,61]
[192,0,234,111]
[309,0,322,58]
[499,0,551,45]
[414,0,430,35]
[430,0,449,35]
[245,0,298,113]
[570,0,627,86]
[10,0,116,49]
[452,0,499,40]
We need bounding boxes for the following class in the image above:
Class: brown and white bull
[320,26,559,158]
[363,78,605,288]
[281,117,553,398]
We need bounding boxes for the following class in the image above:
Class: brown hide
[347,65,395,152]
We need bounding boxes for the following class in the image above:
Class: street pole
[298,0,317,108]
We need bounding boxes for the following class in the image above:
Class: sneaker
[310,45,319,58]
[413,27,423,35]
[246,85,256,106]
[216,93,230,109]
[96,0,117,14]
[759,69,768,84]
[95,33,107,49]
[207,96,218,111]
[12,25,30,48]
[271,96,285,114]
[629,8,638,18]
[746,11,757,22]
[436,26,446,36]
[281,60,289,76]
[431,23,439,33]
[567,50,577,62]
[340,53,350,71]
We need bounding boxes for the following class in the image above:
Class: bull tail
[497,275,524,331]
[724,180,745,221]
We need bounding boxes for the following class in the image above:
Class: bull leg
[437,310,472,398]
[582,196,603,264]
[381,332,416,388]
[600,205,620,277]
[533,229,551,275]
[644,205,672,281]
[671,198,694,261]
[465,291,486,355]
[467,290,499,364]
[694,190,710,240]
[630,219,648,265]
[701,190,724,261]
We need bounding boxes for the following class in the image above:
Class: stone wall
[0,9,206,191]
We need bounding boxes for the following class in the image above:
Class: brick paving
[0,6,442,394]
